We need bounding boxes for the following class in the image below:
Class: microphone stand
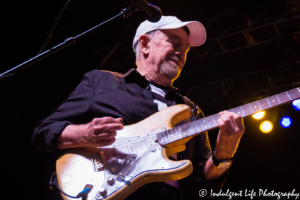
[0,4,140,81]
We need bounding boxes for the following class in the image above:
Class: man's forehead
[160,29,191,46]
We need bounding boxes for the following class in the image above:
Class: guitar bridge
[91,151,106,172]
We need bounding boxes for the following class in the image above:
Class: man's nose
[175,50,186,61]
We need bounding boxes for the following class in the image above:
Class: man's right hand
[57,117,123,149]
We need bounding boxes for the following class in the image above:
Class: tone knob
[99,187,107,197]
[107,176,115,185]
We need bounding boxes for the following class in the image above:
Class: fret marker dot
[273,100,275,102]
[203,121,205,123]
[254,106,257,108]
[238,112,240,113]
[205,126,207,128]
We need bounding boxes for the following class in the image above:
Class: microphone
[132,0,162,22]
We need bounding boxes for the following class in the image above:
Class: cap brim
[159,21,206,47]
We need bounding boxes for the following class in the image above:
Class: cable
[49,171,91,198]
[0,0,74,80]
[38,0,74,54]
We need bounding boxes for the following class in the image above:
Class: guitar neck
[157,87,300,146]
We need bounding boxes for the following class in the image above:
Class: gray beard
[159,61,180,80]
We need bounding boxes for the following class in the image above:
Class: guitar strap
[182,95,204,119]
[153,91,204,119]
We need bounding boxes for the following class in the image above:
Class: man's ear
[139,34,151,55]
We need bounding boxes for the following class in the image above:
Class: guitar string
[103,89,300,151]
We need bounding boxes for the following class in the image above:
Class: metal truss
[181,61,300,111]
[187,13,300,63]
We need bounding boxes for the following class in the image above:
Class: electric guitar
[56,87,300,200]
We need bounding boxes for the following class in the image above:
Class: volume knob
[107,176,115,185]
[99,187,107,197]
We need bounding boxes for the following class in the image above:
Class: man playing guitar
[33,16,244,200]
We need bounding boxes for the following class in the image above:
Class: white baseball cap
[132,15,207,52]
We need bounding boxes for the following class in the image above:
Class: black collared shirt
[32,68,226,199]
[32,69,186,152]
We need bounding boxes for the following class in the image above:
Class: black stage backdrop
[1,0,300,199]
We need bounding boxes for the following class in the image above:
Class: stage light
[252,111,265,120]
[259,121,273,133]
[293,99,300,110]
[280,117,292,128]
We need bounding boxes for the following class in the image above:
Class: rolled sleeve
[32,70,96,152]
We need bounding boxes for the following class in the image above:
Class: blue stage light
[280,117,292,128]
[293,99,300,110]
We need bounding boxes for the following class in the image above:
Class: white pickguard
[58,127,188,200]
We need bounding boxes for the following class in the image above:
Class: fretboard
[157,87,300,146]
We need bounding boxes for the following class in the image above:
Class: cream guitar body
[56,104,194,200]
[56,87,300,200]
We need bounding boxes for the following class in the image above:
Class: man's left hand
[215,111,245,160]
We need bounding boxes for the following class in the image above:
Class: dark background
[1,0,300,199]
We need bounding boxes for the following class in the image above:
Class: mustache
[168,56,184,69]
[168,56,180,63]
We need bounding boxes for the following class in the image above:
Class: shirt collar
[124,68,180,92]
[124,68,149,88]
